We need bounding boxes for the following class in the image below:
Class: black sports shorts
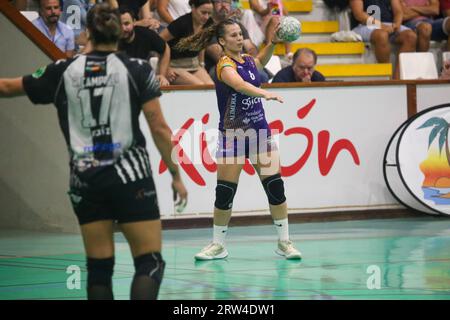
[68,177,160,225]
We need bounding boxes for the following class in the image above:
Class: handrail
[160,79,450,91]
[0,0,65,61]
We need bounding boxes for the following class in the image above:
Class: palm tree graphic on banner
[418,115,450,205]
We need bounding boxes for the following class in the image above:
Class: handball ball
[276,17,301,42]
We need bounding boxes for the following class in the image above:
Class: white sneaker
[275,240,302,260]
[194,243,228,260]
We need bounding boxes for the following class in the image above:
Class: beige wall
[0,14,79,233]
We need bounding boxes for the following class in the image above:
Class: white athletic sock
[213,225,228,246]
[273,218,289,242]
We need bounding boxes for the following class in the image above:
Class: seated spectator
[272,48,326,83]
[233,0,265,47]
[350,0,417,79]
[401,0,450,51]
[441,0,450,17]
[33,0,75,57]
[205,1,258,72]
[249,0,292,59]
[110,0,161,31]
[119,7,171,86]
[440,59,450,78]
[156,0,191,26]
[159,0,214,85]
[60,1,99,50]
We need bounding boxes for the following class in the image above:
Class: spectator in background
[204,0,261,76]
[440,59,450,78]
[159,0,214,85]
[350,0,417,79]
[60,1,98,50]
[401,0,450,51]
[157,0,191,26]
[33,0,75,57]
[441,0,450,17]
[249,0,292,60]
[119,7,171,86]
[110,0,161,30]
[272,48,326,83]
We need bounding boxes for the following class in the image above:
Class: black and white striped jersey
[22,51,161,186]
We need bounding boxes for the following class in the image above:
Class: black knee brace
[86,257,115,288]
[134,252,165,285]
[262,174,286,205]
[214,180,238,210]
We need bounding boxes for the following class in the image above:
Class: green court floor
[1,217,450,300]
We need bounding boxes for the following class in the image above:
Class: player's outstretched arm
[255,23,282,69]
[221,67,283,103]
[0,78,25,98]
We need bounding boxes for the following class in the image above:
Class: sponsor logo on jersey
[32,66,46,79]
[136,188,156,200]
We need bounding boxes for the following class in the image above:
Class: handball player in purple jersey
[176,18,302,260]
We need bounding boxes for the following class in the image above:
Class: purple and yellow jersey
[214,54,270,132]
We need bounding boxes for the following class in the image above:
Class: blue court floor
[0,216,449,300]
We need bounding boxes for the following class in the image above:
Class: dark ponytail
[87,3,121,45]
[174,19,239,52]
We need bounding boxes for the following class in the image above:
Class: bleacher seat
[265,55,283,78]
[241,0,313,12]
[149,57,159,72]
[399,52,438,80]
[443,51,450,64]
[20,11,38,22]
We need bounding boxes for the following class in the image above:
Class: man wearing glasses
[272,48,326,83]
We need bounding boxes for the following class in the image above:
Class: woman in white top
[157,0,191,26]
[249,0,292,59]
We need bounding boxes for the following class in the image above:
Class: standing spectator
[159,0,214,85]
[119,7,171,86]
[401,0,450,51]
[157,0,191,26]
[350,0,417,79]
[272,48,326,83]
[33,0,75,57]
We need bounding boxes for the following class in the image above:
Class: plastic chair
[265,55,283,78]
[442,51,450,66]
[149,57,159,72]
[399,52,438,80]
[21,11,39,22]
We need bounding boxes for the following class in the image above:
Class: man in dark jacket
[272,48,326,83]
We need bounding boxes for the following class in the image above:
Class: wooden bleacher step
[274,42,365,55]
[241,0,313,12]
[300,21,339,34]
[315,63,392,78]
